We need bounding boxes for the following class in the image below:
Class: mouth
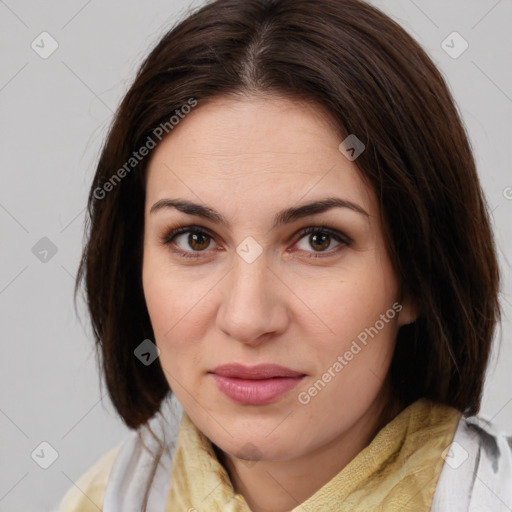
[209,363,306,405]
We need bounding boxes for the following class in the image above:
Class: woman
[55,0,512,510]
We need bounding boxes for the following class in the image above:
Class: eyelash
[160,224,352,260]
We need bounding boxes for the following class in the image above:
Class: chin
[210,422,307,462]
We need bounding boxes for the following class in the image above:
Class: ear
[396,293,418,327]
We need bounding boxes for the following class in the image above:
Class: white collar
[102,393,183,512]
[431,413,512,511]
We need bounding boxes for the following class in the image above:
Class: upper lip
[210,363,305,379]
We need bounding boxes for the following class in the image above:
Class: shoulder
[53,443,124,512]
[431,413,512,511]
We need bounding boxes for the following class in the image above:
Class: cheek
[299,260,398,348]
[296,254,400,396]
[142,249,216,375]
[296,277,400,425]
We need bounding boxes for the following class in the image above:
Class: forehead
[144,94,375,218]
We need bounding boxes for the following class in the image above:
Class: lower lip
[210,374,305,405]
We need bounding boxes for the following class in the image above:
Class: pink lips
[209,363,305,405]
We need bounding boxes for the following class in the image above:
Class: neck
[215,387,402,512]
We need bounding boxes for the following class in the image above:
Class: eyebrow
[149,196,369,229]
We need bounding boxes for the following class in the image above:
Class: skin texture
[142,93,416,512]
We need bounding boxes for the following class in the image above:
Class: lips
[210,363,305,379]
[209,363,305,405]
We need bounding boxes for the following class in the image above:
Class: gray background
[0,0,511,510]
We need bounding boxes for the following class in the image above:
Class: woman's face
[142,94,415,462]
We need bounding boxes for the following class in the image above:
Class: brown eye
[162,226,215,258]
[294,226,351,257]
[309,232,331,251]
[185,231,211,251]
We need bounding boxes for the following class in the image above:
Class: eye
[161,226,215,259]
[293,226,351,258]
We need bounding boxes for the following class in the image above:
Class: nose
[215,249,289,346]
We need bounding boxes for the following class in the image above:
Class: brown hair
[75,0,500,504]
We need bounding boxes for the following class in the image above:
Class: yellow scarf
[165,399,461,511]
